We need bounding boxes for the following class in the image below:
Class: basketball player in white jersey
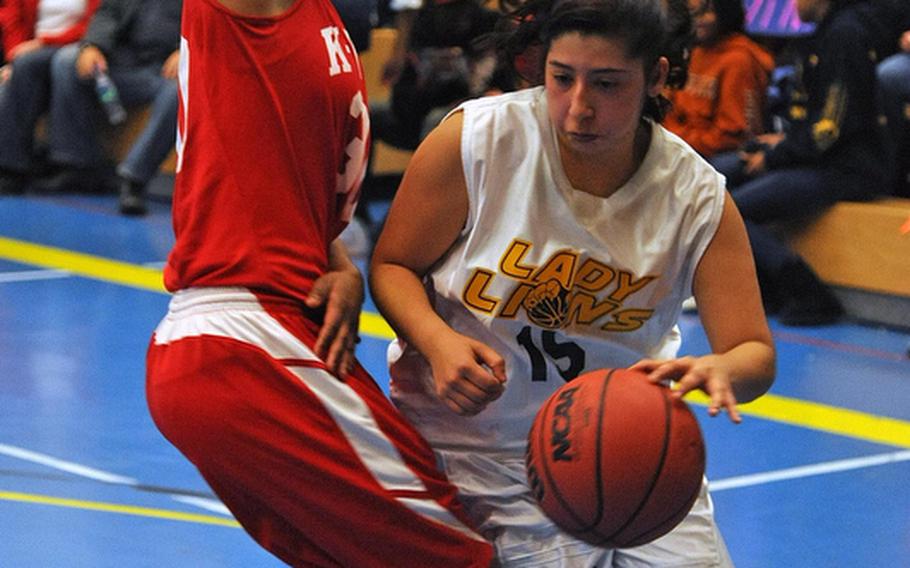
[369,0,776,565]
[145,0,495,565]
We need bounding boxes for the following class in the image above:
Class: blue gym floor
[0,192,908,567]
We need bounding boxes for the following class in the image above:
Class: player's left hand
[161,50,180,80]
[737,149,767,177]
[631,356,742,423]
[306,265,364,378]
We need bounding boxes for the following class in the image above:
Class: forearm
[328,238,359,275]
[369,262,454,358]
[703,340,775,404]
[81,0,121,54]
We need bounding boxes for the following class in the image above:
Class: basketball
[525,367,705,548]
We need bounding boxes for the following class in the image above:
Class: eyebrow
[547,61,630,74]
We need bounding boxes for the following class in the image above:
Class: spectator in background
[374,0,503,151]
[663,0,773,158]
[713,0,887,326]
[43,0,181,215]
[332,0,377,52]
[349,0,507,254]
[0,0,100,195]
[873,0,910,197]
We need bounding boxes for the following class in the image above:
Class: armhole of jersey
[686,171,727,297]
[457,104,477,239]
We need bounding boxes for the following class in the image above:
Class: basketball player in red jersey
[145,1,495,566]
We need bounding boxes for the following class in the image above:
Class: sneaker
[777,293,843,326]
[777,259,843,326]
[118,177,148,216]
[0,169,26,195]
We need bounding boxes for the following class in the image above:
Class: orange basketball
[526,367,705,548]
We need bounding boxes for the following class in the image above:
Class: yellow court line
[2,237,910,450]
[360,310,395,339]
[0,490,240,528]
[0,237,165,292]
[685,391,910,449]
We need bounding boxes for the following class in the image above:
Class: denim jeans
[0,46,63,172]
[877,52,910,195]
[49,44,178,184]
[711,153,857,276]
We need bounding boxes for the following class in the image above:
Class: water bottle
[93,67,127,126]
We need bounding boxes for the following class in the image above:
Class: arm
[2,0,35,60]
[76,0,124,78]
[369,112,506,416]
[765,22,874,170]
[305,238,364,378]
[80,0,123,56]
[382,8,416,85]
[685,53,769,156]
[632,194,775,422]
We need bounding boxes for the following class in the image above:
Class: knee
[9,48,51,77]
[49,44,82,86]
[877,55,910,92]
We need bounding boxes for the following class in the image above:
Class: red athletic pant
[146,288,493,567]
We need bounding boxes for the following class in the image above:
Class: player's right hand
[425,331,507,416]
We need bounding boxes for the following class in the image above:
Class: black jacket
[766,1,886,194]
[83,0,182,68]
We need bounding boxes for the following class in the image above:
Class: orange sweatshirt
[664,33,775,157]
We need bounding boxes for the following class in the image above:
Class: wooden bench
[787,198,910,328]
[360,27,414,176]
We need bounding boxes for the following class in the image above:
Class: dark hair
[710,0,746,39]
[497,0,692,120]
[662,0,693,91]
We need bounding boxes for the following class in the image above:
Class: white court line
[0,443,233,517]
[171,495,232,516]
[709,450,910,492]
[0,443,138,485]
[0,269,71,283]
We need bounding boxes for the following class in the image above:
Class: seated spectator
[712,0,887,326]
[373,0,503,152]
[349,0,508,253]
[872,0,910,197]
[0,0,99,195]
[663,0,774,158]
[43,0,181,215]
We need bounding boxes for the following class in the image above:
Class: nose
[568,81,595,121]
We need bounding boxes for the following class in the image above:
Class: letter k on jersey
[321,26,355,76]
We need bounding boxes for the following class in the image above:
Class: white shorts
[434,451,734,567]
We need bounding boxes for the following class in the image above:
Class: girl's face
[545,32,666,159]
[689,0,718,44]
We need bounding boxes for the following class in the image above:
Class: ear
[647,56,670,98]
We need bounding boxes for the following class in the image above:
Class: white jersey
[389,87,725,458]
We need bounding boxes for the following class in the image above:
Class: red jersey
[165,0,370,303]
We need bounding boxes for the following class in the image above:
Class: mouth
[567,132,599,143]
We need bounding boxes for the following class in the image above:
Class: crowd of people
[0,0,181,215]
